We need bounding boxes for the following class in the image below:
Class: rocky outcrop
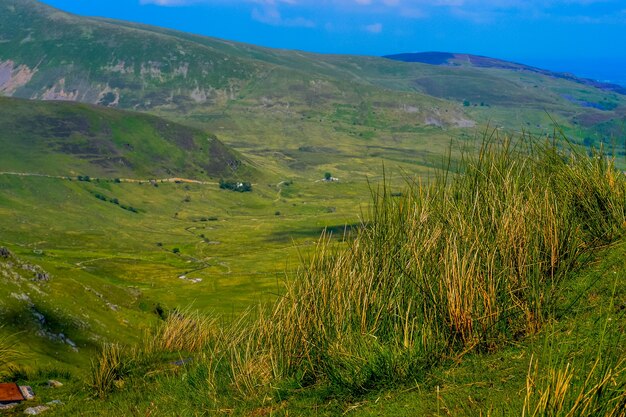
[0,60,36,95]
[41,78,78,101]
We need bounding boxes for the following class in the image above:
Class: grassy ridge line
[4,0,625,155]
[67,133,626,416]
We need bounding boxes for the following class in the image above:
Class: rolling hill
[0,96,251,180]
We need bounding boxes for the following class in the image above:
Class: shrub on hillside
[220,179,252,192]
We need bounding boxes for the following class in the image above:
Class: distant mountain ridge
[384,52,626,95]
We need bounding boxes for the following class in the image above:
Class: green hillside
[1,137,624,417]
[0,96,375,382]
[1,0,625,174]
[0,97,250,179]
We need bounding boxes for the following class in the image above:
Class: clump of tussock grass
[90,343,134,398]
[257,134,626,392]
[150,307,219,353]
[89,308,219,396]
[523,355,626,417]
[89,308,226,398]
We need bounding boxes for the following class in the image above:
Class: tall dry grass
[90,308,220,397]
[256,136,626,392]
[149,307,218,353]
[523,355,626,417]
[90,343,132,398]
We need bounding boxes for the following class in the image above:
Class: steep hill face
[0,97,250,179]
[0,0,267,109]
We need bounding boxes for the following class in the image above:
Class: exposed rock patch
[46,380,63,388]
[0,60,35,95]
[401,104,420,113]
[103,60,134,75]
[190,86,208,103]
[37,329,78,352]
[140,61,163,80]
[97,86,120,107]
[41,78,78,101]
[173,63,189,78]
[24,405,49,415]
[425,117,443,127]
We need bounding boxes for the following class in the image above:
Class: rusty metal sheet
[0,383,25,402]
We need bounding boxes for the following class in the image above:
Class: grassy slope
[0,171,371,349]
[0,98,382,375]
[2,139,624,417]
[0,97,341,376]
[0,96,251,180]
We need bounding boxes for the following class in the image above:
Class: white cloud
[139,0,626,25]
[141,0,623,5]
[250,1,316,27]
[365,22,383,33]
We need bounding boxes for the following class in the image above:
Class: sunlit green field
[0,169,400,364]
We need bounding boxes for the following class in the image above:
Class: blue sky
[40,0,626,83]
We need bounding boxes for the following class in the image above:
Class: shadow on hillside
[268,222,363,243]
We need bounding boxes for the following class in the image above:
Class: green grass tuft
[89,343,135,398]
